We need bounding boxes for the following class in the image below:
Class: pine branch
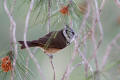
[78,0,91,77]
[3,0,18,80]
[61,39,78,80]
[101,33,120,69]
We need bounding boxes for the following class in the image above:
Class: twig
[75,0,91,78]
[70,61,84,73]
[9,0,16,51]
[79,0,91,77]
[101,33,120,69]
[66,61,84,80]
[47,0,51,33]
[23,0,45,80]
[100,0,106,12]
[89,0,105,71]
[62,1,92,79]
[78,49,94,80]
[89,0,105,57]
[47,1,57,79]
[80,29,92,46]
[91,8,98,71]
[89,0,106,61]
[94,0,104,49]
[62,39,78,80]
[3,0,18,80]
[49,56,56,80]
[79,0,91,35]
[24,48,38,80]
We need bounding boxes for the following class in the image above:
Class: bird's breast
[40,47,61,54]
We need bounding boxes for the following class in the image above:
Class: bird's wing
[37,31,55,47]
[42,30,67,49]
[48,31,67,49]
[34,30,67,49]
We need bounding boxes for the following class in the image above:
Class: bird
[18,25,76,54]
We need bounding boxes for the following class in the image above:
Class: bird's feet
[47,54,53,59]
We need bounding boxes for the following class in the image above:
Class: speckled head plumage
[63,25,75,44]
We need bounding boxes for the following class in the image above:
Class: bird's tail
[18,41,39,49]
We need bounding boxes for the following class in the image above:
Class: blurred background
[0,0,120,80]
